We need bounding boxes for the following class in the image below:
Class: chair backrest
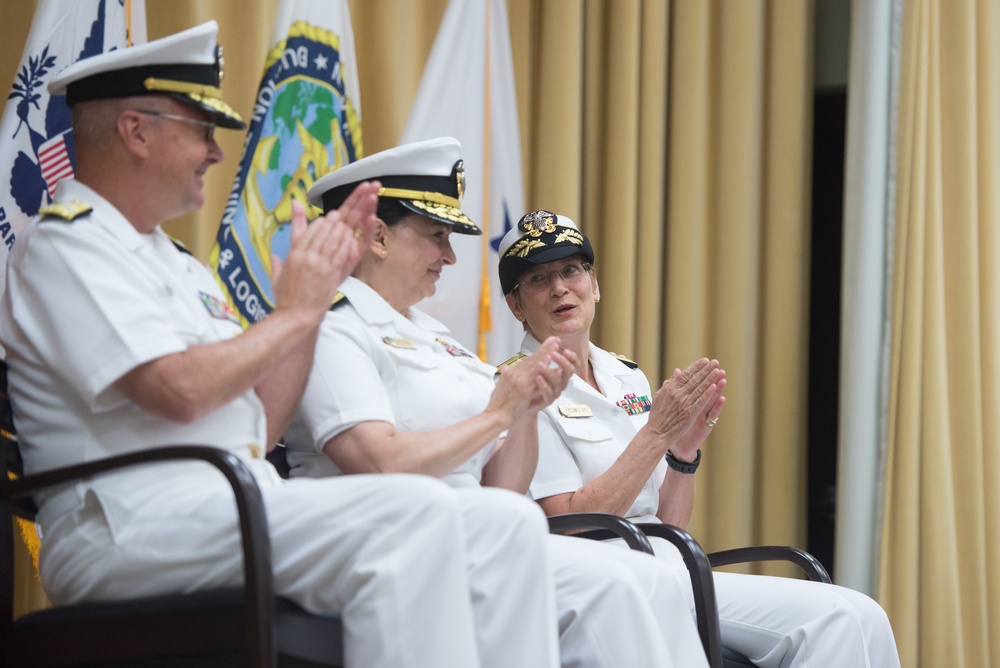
[0,360,38,520]
[1,360,22,474]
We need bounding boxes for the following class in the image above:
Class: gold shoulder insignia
[609,352,639,369]
[38,199,93,222]
[495,353,527,374]
[329,292,348,310]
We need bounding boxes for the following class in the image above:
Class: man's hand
[271,181,380,321]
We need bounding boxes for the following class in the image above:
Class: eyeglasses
[513,262,593,294]
[134,109,216,142]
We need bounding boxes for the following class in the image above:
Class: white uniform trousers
[40,470,483,668]
[451,486,560,668]
[643,536,902,668]
[546,534,709,668]
[454,487,708,667]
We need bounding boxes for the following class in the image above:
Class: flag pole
[477,0,492,361]
[125,0,132,46]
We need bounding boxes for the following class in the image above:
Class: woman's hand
[646,358,726,460]
[525,339,577,413]
[489,337,575,423]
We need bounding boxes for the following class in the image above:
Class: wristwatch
[665,449,701,474]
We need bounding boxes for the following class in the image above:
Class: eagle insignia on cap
[520,210,557,237]
[215,45,225,82]
[455,160,466,199]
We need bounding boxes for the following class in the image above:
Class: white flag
[0,0,145,294]
[211,0,362,325]
[401,0,524,363]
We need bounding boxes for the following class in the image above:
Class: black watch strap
[665,449,701,474]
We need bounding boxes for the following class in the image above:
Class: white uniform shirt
[0,179,269,526]
[523,334,667,522]
[287,277,499,488]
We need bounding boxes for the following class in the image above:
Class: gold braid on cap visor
[143,77,223,99]
[142,77,245,124]
[377,186,461,209]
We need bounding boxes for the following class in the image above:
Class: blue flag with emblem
[211,0,362,326]
[0,0,144,295]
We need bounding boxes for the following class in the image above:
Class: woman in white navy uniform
[284,137,710,668]
[497,209,902,668]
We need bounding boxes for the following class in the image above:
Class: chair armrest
[1,446,275,667]
[636,522,724,668]
[547,512,654,553]
[707,546,832,583]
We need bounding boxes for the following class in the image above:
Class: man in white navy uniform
[497,209,902,667]
[284,138,710,668]
[0,22,502,668]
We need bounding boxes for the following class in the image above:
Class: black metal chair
[0,362,343,667]
[547,515,832,668]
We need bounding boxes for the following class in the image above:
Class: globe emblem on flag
[213,20,362,325]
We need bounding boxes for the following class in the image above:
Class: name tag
[382,336,416,350]
[558,404,594,418]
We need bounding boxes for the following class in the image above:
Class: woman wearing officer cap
[498,210,901,668]
[284,137,710,668]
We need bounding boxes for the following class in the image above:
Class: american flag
[38,133,74,197]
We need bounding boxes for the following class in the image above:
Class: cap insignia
[520,210,557,237]
[554,229,584,246]
[455,160,466,199]
[215,44,225,82]
[38,200,93,222]
[504,238,546,258]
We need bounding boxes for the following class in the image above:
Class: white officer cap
[48,21,245,129]
[307,137,480,235]
[497,210,595,294]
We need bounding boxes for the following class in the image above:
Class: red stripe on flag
[39,136,74,196]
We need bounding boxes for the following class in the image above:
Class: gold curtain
[661,0,814,560]
[881,0,1000,665]
[3,0,815,612]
